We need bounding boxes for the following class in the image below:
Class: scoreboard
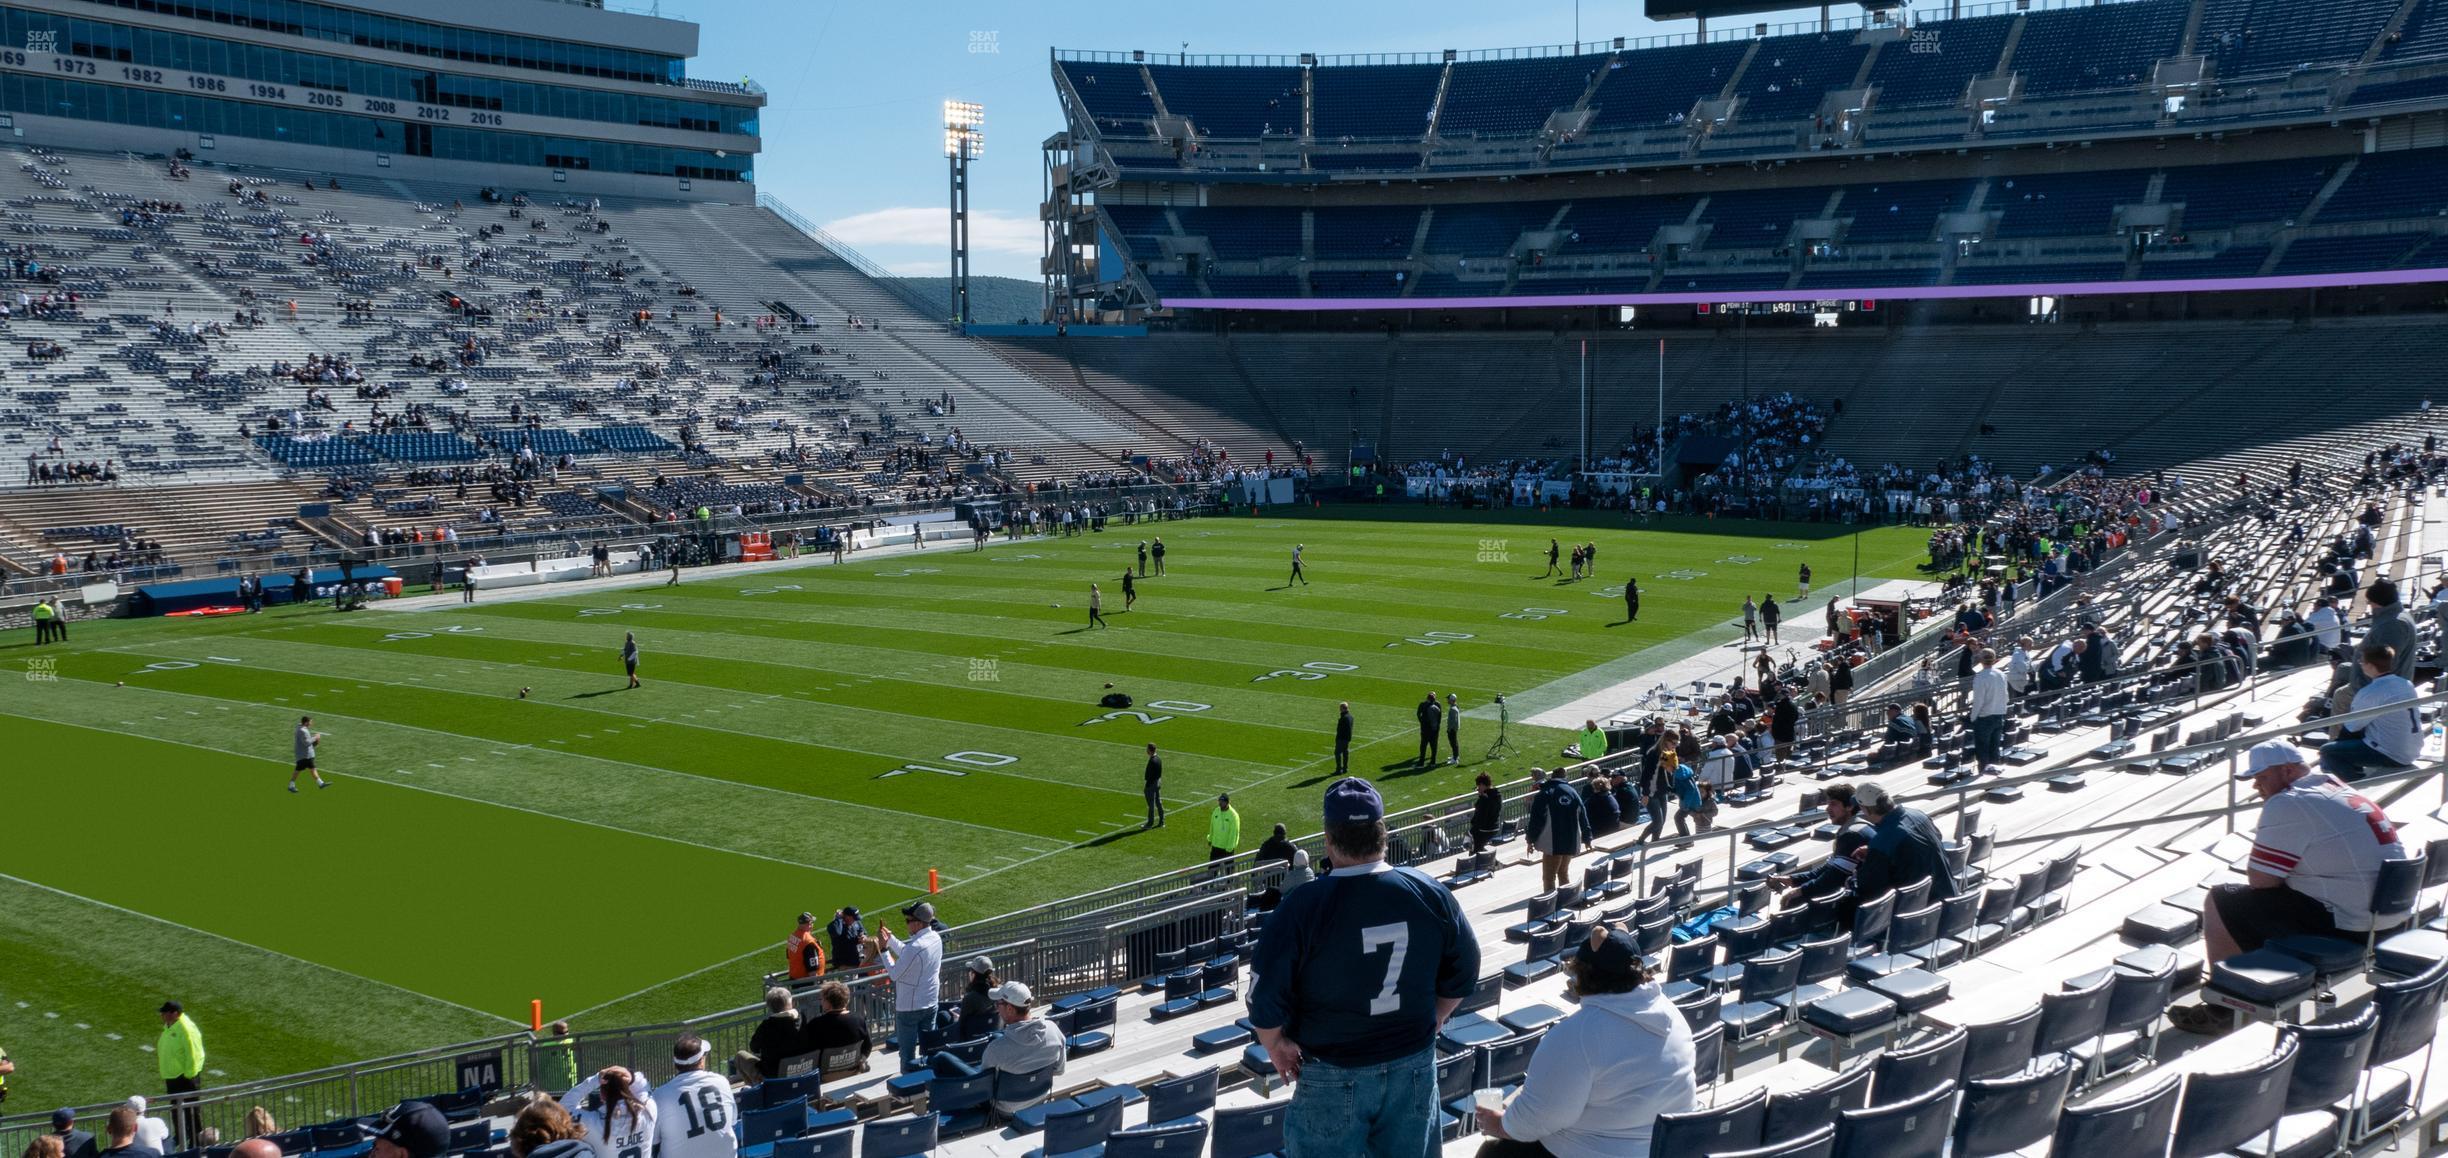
[1694,299,1878,316]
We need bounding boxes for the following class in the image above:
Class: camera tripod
[1485,696,1518,759]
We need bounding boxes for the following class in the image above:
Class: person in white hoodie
[1474,924,1697,1157]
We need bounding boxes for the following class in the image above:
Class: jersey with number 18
[652,1069,739,1158]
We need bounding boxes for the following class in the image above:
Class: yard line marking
[7,716,930,893]
[0,869,522,1026]
[35,675,1056,847]
[107,643,1169,803]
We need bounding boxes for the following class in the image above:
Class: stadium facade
[0,0,760,196]
[1041,0,2448,320]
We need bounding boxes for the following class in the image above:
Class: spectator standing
[2174,741,2410,1034]
[1143,744,1166,828]
[1416,693,1442,767]
[1623,577,1639,624]
[1828,656,1854,705]
[1250,778,1481,1158]
[650,1036,737,1158]
[25,1131,64,1158]
[2321,643,2421,780]
[2336,578,2418,714]
[1969,649,2009,770]
[1334,702,1354,775]
[1526,769,1592,895]
[1798,563,1812,602]
[1741,597,1758,642]
[1760,595,1782,644]
[1469,774,1503,854]
[1208,794,1243,864]
[746,988,803,1081]
[155,1002,204,1146]
[874,902,945,1070]
[1473,925,1697,1157]
[622,632,641,689]
[784,912,824,981]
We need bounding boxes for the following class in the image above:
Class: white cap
[989,981,1034,1008]
[2239,740,2310,779]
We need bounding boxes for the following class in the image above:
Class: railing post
[2225,746,2238,834]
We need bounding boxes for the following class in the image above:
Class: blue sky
[689,0,1841,279]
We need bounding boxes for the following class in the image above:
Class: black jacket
[748,1013,804,1079]
[1335,712,1354,748]
[1470,787,1503,837]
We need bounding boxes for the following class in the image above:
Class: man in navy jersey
[1251,778,1481,1157]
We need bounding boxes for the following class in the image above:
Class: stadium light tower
[944,100,984,327]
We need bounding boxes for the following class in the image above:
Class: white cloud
[820,206,1040,258]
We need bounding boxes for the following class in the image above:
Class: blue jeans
[1971,714,2006,767]
[893,1008,934,1072]
[2319,736,2405,781]
[1285,1047,1437,1158]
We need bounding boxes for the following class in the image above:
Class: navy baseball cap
[362,1102,451,1158]
[1324,778,1384,825]
[1573,927,1645,984]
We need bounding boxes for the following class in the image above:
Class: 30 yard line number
[1081,700,1212,726]
[1254,661,1358,682]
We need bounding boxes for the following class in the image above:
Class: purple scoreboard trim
[1159,266,2448,310]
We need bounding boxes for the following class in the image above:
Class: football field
[0,505,1927,1108]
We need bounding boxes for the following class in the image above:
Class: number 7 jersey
[652,1069,739,1158]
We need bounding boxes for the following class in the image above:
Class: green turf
[0,506,1927,1107]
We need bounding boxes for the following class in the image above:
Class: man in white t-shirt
[650,1035,736,1158]
[2175,740,2410,1034]
[2320,643,2421,781]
